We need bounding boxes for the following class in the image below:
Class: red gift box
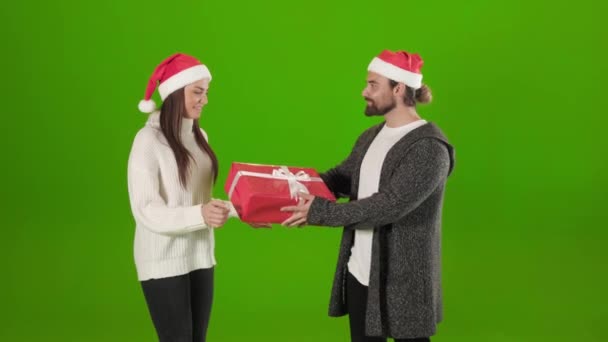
[224,162,336,225]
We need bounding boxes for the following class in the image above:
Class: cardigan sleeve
[308,138,450,228]
[319,132,368,199]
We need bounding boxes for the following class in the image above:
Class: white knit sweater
[127,112,228,281]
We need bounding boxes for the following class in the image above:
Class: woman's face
[183,78,210,119]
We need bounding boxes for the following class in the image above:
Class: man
[282,50,455,342]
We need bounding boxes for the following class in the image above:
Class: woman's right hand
[201,200,230,228]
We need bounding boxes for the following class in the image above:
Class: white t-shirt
[347,119,427,286]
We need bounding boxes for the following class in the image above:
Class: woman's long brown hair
[160,87,218,188]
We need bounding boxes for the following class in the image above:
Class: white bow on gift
[272,166,311,199]
[228,166,322,201]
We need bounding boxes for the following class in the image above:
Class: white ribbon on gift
[228,166,323,200]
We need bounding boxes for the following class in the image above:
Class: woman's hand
[201,200,230,228]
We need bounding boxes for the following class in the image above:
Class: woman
[127,53,233,342]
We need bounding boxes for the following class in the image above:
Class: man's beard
[364,98,396,116]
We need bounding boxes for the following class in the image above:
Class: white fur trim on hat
[368,57,423,89]
[158,65,212,100]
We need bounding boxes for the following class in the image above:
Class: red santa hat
[367,50,424,89]
[138,53,212,113]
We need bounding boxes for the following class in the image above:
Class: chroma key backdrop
[0,0,606,341]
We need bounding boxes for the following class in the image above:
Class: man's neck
[384,105,422,128]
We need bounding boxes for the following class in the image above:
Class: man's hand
[280,192,315,227]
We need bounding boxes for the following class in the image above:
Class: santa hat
[138,53,212,113]
[367,50,424,89]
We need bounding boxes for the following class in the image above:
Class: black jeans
[347,271,430,342]
[141,268,214,342]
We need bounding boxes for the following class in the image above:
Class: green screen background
[1,0,606,341]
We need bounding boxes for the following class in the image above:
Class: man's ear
[393,82,405,96]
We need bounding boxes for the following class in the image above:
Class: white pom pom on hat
[138,99,156,113]
[138,53,212,113]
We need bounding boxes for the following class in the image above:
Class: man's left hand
[280,192,315,227]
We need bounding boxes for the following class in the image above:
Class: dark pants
[141,268,214,342]
[347,271,430,342]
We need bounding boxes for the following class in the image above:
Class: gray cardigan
[308,122,455,338]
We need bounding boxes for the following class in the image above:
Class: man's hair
[389,80,432,107]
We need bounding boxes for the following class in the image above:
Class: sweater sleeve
[320,156,354,199]
[308,139,450,228]
[127,131,209,235]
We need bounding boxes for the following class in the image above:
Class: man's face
[362,72,396,116]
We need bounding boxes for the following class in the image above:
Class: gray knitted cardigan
[308,122,455,338]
